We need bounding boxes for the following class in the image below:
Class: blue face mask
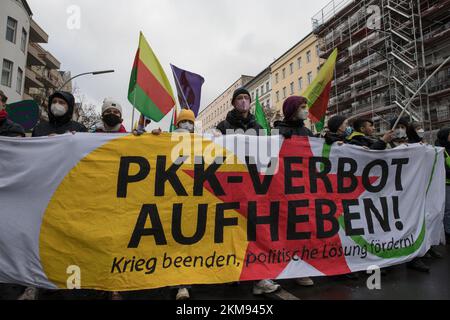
[344,126,353,137]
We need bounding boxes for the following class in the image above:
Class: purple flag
[170,64,205,117]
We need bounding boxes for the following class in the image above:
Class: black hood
[436,128,450,149]
[48,91,75,125]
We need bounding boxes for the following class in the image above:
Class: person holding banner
[170,108,196,300]
[407,121,425,144]
[273,96,314,139]
[216,88,280,295]
[347,118,394,150]
[0,90,25,137]
[32,91,87,137]
[216,88,264,136]
[324,115,352,145]
[436,128,450,242]
[387,117,410,149]
[91,98,127,133]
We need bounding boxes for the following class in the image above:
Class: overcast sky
[27,0,331,130]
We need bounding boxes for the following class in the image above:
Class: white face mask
[394,128,407,139]
[51,103,67,117]
[417,129,425,138]
[296,108,309,120]
[179,122,194,132]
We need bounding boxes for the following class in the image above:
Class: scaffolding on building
[312,0,450,132]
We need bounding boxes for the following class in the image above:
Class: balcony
[27,43,46,67]
[25,68,43,89]
[39,51,61,70]
[29,19,48,44]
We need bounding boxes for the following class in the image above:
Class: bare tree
[78,104,102,130]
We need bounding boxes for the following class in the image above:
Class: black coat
[32,120,87,137]
[0,119,25,137]
[216,109,263,135]
[273,119,314,138]
[324,132,346,145]
[436,128,450,183]
[346,132,387,150]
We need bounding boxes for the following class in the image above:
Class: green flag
[254,95,271,135]
[169,107,177,133]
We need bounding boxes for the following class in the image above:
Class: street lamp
[57,70,115,91]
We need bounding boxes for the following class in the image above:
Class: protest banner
[0,133,445,291]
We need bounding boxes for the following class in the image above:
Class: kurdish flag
[128,32,175,122]
[303,48,338,132]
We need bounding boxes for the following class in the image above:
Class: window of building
[16,67,23,94]
[316,44,320,57]
[297,56,302,69]
[289,63,294,74]
[307,50,312,63]
[266,100,270,108]
[276,91,280,102]
[282,68,286,79]
[298,77,303,91]
[290,82,294,95]
[21,28,27,53]
[283,87,287,99]
[1,59,13,87]
[256,89,259,98]
[261,85,264,95]
[266,82,270,92]
[275,73,279,83]
[6,17,18,43]
[307,72,313,85]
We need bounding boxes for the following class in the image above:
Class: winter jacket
[273,119,314,138]
[346,131,387,150]
[216,109,263,135]
[0,119,25,137]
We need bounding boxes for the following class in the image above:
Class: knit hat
[102,98,122,116]
[282,96,308,120]
[231,88,251,106]
[327,115,347,133]
[176,108,195,125]
[390,117,409,129]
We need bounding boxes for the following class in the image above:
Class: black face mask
[103,114,122,127]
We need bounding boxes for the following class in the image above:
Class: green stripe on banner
[426,147,439,194]
[321,141,425,259]
[338,216,426,259]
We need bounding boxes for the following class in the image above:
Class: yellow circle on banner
[39,134,248,291]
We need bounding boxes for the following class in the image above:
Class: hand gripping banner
[0,133,446,291]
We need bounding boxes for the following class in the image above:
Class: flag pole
[170,64,190,110]
[392,55,450,129]
[131,90,136,131]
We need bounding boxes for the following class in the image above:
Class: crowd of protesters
[0,87,449,300]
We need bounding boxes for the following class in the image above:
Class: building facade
[245,67,273,122]
[198,75,253,132]
[0,0,32,103]
[270,32,321,131]
[1,0,73,122]
[312,0,450,132]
